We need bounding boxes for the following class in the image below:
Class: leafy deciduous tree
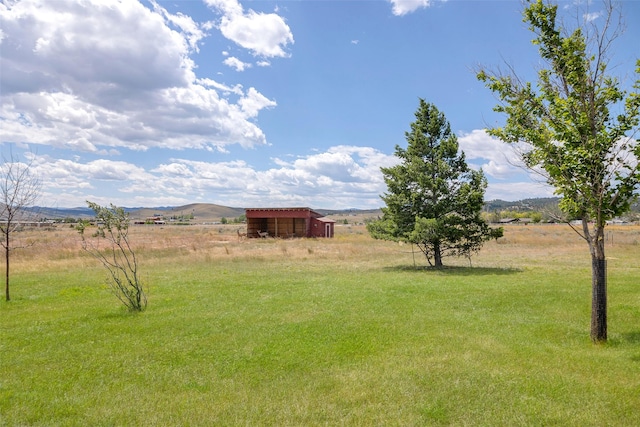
[477,0,640,342]
[368,99,502,267]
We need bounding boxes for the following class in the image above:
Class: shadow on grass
[618,331,640,350]
[607,332,640,360]
[621,331,640,345]
[98,308,145,320]
[383,264,523,276]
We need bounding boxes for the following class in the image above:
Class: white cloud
[205,0,294,58]
[27,138,555,208]
[262,146,398,207]
[239,87,277,118]
[32,156,153,192]
[389,0,432,16]
[457,129,554,200]
[223,56,252,71]
[458,129,524,179]
[0,0,275,153]
[28,146,396,209]
[584,11,602,23]
[485,181,555,202]
[150,0,208,51]
[205,0,244,17]
[197,78,244,96]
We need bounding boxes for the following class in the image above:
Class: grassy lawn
[1,224,640,425]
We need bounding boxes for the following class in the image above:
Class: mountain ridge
[29,198,566,221]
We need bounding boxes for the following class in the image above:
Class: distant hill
[131,204,245,222]
[484,197,560,212]
[29,203,245,222]
[26,206,96,219]
[315,208,382,216]
[28,198,579,222]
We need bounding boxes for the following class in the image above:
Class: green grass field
[2,224,639,426]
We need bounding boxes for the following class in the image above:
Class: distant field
[2,224,639,425]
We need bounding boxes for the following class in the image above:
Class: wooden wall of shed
[309,218,334,238]
[247,217,307,238]
[247,218,266,237]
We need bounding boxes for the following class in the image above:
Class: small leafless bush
[77,202,147,312]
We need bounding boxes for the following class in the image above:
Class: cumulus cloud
[26,133,554,207]
[36,157,143,203]
[205,0,294,58]
[458,129,525,179]
[262,146,398,207]
[0,0,276,153]
[485,181,555,202]
[457,129,554,200]
[150,0,208,51]
[223,56,252,71]
[239,88,277,118]
[388,0,432,16]
[29,146,396,209]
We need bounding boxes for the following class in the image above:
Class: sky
[1,0,638,210]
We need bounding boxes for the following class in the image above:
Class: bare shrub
[78,202,146,312]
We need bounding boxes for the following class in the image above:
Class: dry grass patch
[10,223,640,272]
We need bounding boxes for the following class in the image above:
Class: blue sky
[1,0,638,209]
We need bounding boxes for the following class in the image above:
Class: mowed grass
[1,224,640,426]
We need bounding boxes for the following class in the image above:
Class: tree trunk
[434,242,443,268]
[5,231,9,302]
[591,256,607,342]
[587,221,607,343]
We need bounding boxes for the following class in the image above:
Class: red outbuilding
[245,207,335,238]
